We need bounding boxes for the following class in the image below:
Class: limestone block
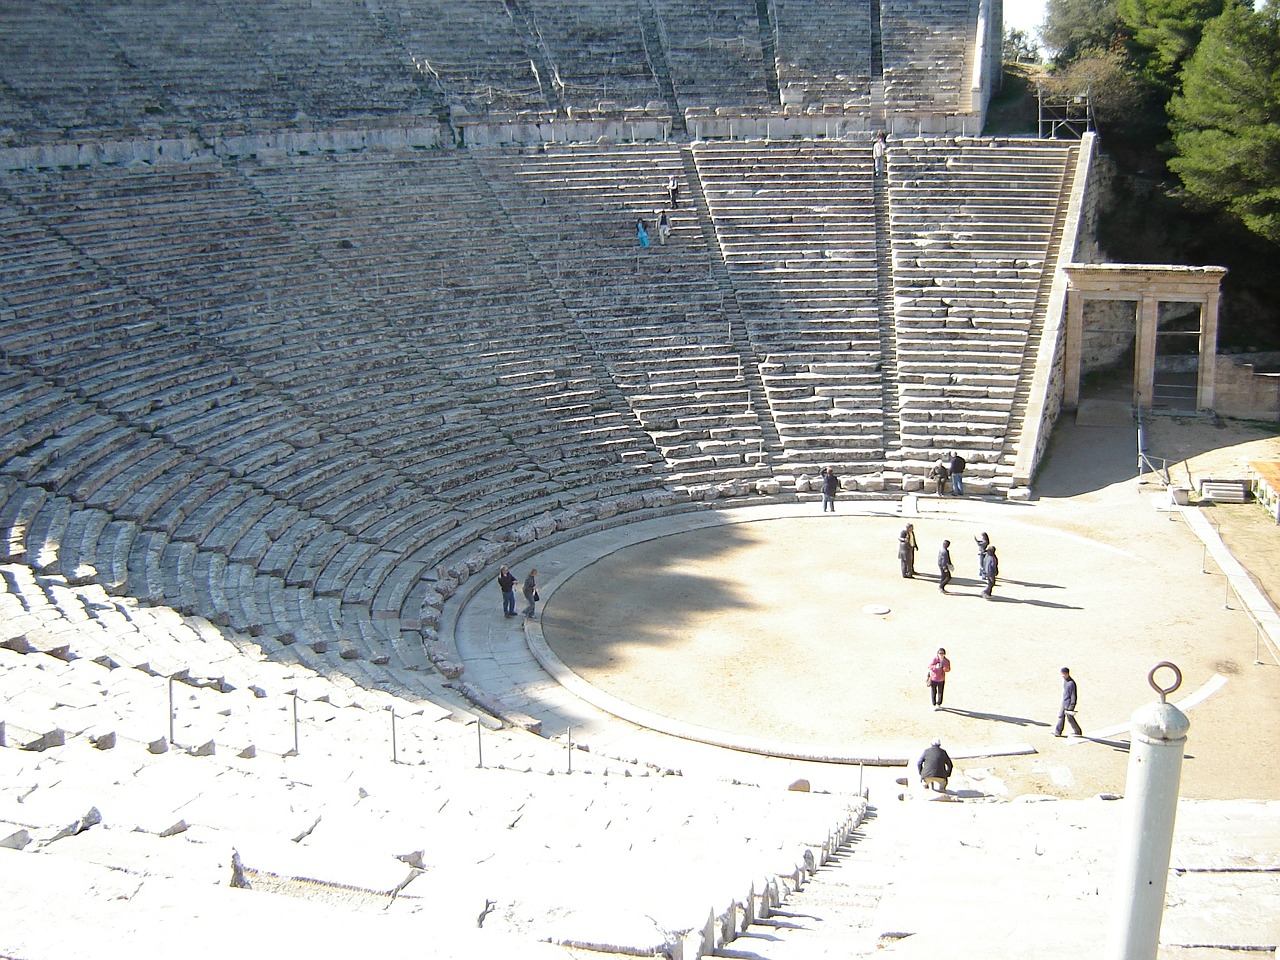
[556,510,589,531]
[1006,486,1032,501]
[419,605,441,629]
[92,731,116,750]
[444,561,470,585]
[642,489,683,508]
[509,522,537,545]
[188,740,216,757]
[902,475,924,492]
[840,476,859,491]
[432,578,459,600]
[788,779,811,792]
[589,500,619,521]
[614,493,645,514]
[433,658,464,680]
[717,481,743,498]
[476,541,507,567]
[311,639,329,654]
[22,728,65,752]
[338,644,360,660]
[756,478,781,495]
[46,807,102,843]
[371,653,390,666]
[861,475,886,492]
[795,473,813,492]
[237,745,257,759]
[532,515,559,537]
[0,829,31,850]
[966,478,994,496]
[148,737,169,755]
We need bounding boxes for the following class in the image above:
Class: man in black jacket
[918,738,953,791]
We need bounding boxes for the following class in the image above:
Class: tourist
[927,648,951,707]
[821,466,838,512]
[980,545,998,598]
[937,540,953,594]
[1054,667,1082,737]
[898,522,918,578]
[918,738,953,791]
[497,565,517,617]
[636,218,649,248]
[872,131,887,176]
[949,451,966,495]
[656,209,671,245]
[667,174,680,207]
[523,568,539,618]
[930,459,950,495]
[975,532,990,574]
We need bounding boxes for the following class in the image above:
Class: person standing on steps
[821,466,839,512]
[937,539,953,593]
[522,568,540,619]
[1054,667,1083,737]
[949,451,966,496]
[898,522,918,578]
[927,648,951,708]
[980,545,998,599]
[667,175,680,208]
[872,131,887,176]
[497,565,517,618]
[636,218,650,248]
[656,209,671,246]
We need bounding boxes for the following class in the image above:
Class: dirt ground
[541,413,1280,802]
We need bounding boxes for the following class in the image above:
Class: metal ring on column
[1147,661,1182,702]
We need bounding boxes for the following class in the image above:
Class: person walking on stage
[1054,667,1083,737]
[937,539,953,593]
[497,565,517,617]
[975,532,990,574]
[980,544,998,599]
[927,648,951,708]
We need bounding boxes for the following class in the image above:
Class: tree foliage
[1117,0,1229,89]
[1042,0,1122,63]
[1048,49,1151,127]
[1168,2,1280,244]
[1004,28,1041,63]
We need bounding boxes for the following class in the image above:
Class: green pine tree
[1168,2,1280,244]
[1117,0,1229,89]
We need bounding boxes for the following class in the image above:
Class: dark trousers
[1055,709,1082,736]
[502,589,516,616]
[930,680,945,706]
[938,566,952,591]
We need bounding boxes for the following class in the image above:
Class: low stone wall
[687,109,986,141]
[457,114,673,147]
[1213,353,1280,421]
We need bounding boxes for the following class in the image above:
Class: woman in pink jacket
[927,648,951,709]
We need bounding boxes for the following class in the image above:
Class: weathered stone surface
[370,653,390,666]
[1006,485,1032,501]
[0,829,31,850]
[532,515,558,537]
[788,779,811,792]
[589,500,618,520]
[840,476,859,491]
[795,473,813,492]
[432,578,458,600]
[614,493,645,514]
[756,478,781,495]
[902,475,924,492]
[92,731,116,750]
[189,740,216,757]
[640,489,676,508]
[338,644,360,660]
[860,475,886,492]
[148,737,169,754]
[47,807,102,843]
[23,728,65,752]
[510,522,537,545]
[444,561,470,585]
[237,745,257,759]
[556,509,590,531]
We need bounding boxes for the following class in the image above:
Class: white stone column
[1198,290,1221,411]
[1105,663,1190,960]
[1134,295,1158,409]
[1063,288,1084,409]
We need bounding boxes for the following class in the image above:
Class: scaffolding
[1038,82,1093,139]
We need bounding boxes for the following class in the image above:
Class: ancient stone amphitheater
[0,3,1126,957]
